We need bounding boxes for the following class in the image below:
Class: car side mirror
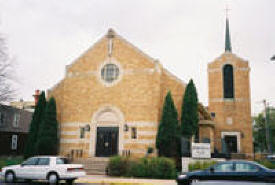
[210,167,215,173]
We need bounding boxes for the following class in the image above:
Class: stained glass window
[223,64,234,98]
[101,64,119,83]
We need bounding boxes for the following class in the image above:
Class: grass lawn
[0,156,24,169]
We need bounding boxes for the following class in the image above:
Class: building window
[13,113,20,127]
[210,112,215,118]
[0,112,4,126]
[223,64,234,99]
[80,127,85,139]
[11,135,18,150]
[101,64,119,83]
[131,127,137,139]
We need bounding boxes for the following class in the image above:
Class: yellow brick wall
[208,52,253,156]
[48,30,186,158]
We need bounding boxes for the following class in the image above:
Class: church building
[48,18,253,159]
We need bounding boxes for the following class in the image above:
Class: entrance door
[96,127,118,157]
[224,135,237,153]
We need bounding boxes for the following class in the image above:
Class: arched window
[223,64,234,98]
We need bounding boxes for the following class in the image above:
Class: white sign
[192,143,211,159]
[11,135,18,150]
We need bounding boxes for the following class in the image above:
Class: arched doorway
[90,106,124,157]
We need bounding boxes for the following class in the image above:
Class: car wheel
[48,173,59,185]
[5,171,16,183]
[191,179,199,184]
[66,179,75,185]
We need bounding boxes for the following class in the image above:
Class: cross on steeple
[225,5,231,19]
[107,28,115,57]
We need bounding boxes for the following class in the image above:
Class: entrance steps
[73,157,109,175]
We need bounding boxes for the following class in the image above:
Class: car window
[214,163,234,172]
[37,158,50,165]
[56,158,69,164]
[22,157,38,165]
[235,163,259,172]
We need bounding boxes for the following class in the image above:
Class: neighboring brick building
[0,105,33,156]
[10,90,41,113]
[48,18,253,159]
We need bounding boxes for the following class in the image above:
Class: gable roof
[66,28,157,71]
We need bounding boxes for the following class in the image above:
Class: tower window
[223,64,234,98]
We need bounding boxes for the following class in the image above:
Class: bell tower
[207,17,253,157]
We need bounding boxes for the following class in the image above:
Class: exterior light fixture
[124,124,129,132]
[84,124,90,132]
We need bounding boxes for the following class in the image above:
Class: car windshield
[250,161,269,170]
[22,157,38,165]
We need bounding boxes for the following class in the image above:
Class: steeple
[225,18,232,53]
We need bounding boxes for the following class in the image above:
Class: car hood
[3,164,21,170]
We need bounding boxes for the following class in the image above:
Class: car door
[209,162,235,181]
[233,162,262,182]
[16,157,39,179]
[33,158,51,179]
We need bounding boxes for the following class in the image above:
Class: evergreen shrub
[107,156,176,179]
[107,156,129,176]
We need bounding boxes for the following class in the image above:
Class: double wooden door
[96,127,118,157]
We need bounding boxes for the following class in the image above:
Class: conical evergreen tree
[156,91,180,157]
[36,97,58,155]
[24,91,46,158]
[181,79,199,140]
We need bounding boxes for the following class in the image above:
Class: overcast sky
[0,0,274,115]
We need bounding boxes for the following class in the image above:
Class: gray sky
[0,0,274,115]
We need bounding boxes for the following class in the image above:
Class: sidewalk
[76,175,177,185]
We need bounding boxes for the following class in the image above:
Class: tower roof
[225,18,232,52]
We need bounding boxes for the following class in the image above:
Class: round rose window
[101,64,119,83]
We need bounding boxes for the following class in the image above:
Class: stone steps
[73,158,109,175]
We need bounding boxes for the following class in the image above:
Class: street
[0,180,273,185]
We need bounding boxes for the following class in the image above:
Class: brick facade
[48,29,187,158]
[208,52,253,157]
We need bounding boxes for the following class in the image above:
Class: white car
[0,156,86,185]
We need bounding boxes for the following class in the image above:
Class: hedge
[0,156,24,169]
[188,161,217,171]
[107,156,176,179]
[258,160,275,169]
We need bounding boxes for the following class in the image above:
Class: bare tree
[0,35,15,103]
